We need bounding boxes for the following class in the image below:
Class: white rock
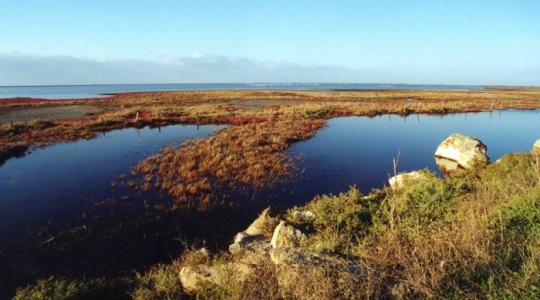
[270,248,307,265]
[229,207,277,254]
[244,207,277,237]
[435,157,467,176]
[533,139,540,153]
[292,210,316,223]
[229,233,268,255]
[271,221,306,249]
[435,134,489,170]
[388,171,428,189]
[179,264,220,292]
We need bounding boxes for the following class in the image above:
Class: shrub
[287,187,375,254]
[390,172,471,231]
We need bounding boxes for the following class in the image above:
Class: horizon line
[0,82,536,88]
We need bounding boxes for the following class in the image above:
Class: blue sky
[1,0,539,85]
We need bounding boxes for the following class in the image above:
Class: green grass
[386,171,471,231]
[286,187,374,254]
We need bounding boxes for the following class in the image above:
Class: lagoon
[0,109,539,292]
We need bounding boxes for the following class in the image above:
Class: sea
[0,83,485,100]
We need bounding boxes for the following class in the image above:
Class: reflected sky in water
[0,124,220,237]
[283,110,540,202]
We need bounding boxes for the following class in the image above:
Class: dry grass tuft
[132,118,323,209]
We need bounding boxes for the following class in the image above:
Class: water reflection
[280,110,540,205]
[0,124,222,240]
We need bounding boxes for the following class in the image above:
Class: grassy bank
[14,151,540,299]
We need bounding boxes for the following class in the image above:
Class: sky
[1,0,539,86]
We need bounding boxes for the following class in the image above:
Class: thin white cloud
[0,54,538,86]
[0,54,384,85]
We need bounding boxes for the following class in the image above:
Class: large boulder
[271,221,306,249]
[533,139,540,154]
[388,171,428,189]
[435,134,489,171]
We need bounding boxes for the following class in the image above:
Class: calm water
[279,110,540,203]
[0,124,226,295]
[0,83,485,99]
[1,110,539,295]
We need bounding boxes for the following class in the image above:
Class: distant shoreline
[0,83,493,100]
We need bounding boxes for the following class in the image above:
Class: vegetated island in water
[2,87,540,299]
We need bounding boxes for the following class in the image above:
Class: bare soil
[0,105,105,123]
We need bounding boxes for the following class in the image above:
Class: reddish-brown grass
[132,118,323,209]
[1,88,539,166]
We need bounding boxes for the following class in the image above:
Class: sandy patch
[0,105,104,123]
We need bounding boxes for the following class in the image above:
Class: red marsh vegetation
[132,118,324,210]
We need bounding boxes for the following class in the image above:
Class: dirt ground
[227,99,306,109]
[0,105,105,122]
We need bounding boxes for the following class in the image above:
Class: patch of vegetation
[287,187,375,254]
[132,119,323,210]
[388,171,471,231]
[13,277,132,300]
[303,107,336,118]
[131,262,187,300]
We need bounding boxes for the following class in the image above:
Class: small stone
[292,210,316,223]
[229,233,267,255]
[271,221,306,249]
[388,171,428,189]
[244,207,277,237]
[179,264,220,292]
[228,207,277,255]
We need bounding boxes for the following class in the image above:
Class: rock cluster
[179,208,361,294]
[228,207,276,255]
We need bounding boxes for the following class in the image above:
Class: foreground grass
[15,152,540,299]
